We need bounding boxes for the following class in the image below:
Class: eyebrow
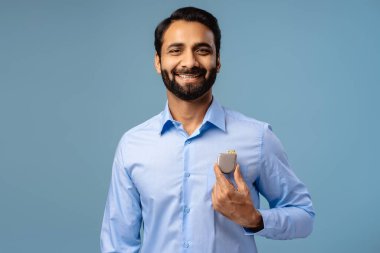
[167,43,185,49]
[166,42,213,51]
[193,42,213,50]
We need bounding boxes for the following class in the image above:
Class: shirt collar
[160,97,226,135]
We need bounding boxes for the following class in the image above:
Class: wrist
[245,210,264,232]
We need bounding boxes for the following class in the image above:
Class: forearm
[100,191,142,253]
[254,206,314,239]
[101,139,142,253]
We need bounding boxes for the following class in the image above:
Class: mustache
[172,67,207,76]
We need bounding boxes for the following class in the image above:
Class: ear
[154,52,162,74]
[216,55,221,73]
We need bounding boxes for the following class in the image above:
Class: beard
[161,66,217,101]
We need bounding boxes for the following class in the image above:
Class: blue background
[1,0,379,252]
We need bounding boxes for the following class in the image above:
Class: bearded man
[100,6,315,253]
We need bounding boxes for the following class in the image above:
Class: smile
[176,74,202,80]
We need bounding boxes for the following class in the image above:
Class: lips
[172,67,206,82]
[176,73,202,79]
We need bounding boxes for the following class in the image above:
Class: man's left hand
[211,163,264,231]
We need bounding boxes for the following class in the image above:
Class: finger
[211,185,219,210]
[213,181,220,196]
[213,163,224,182]
[234,164,248,192]
[214,164,235,190]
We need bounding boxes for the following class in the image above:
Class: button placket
[182,137,192,251]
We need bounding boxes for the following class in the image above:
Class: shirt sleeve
[246,123,315,239]
[100,138,142,253]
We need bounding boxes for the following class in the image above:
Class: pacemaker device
[217,150,237,173]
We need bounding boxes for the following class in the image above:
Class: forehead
[162,20,215,48]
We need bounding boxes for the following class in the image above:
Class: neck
[167,91,213,136]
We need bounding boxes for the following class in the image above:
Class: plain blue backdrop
[1,0,379,252]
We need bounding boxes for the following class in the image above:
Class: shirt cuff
[243,209,273,236]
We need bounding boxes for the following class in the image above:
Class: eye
[168,49,181,55]
[196,48,211,55]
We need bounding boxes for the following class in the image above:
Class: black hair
[154,7,221,57]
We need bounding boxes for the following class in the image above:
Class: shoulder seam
[224,108,263,126]
[123,113,162,137]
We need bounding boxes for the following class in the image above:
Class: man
[100,6,314,253]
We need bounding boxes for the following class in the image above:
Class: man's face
[155,20,221,101]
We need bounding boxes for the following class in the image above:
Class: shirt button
[184,207,190,214]
[184,172,190,178]
[185,140,191,144]
[183,242,190,248]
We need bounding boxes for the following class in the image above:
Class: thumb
[234,164,247,191]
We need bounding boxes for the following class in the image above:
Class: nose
[180,50,198,68]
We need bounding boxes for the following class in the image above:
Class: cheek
[205,63,217,74]
[160,57,178,70]
[160,63,174,77]
[200,57,217,70]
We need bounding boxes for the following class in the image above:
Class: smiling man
[100,7,315,253]
[158,20,219,103]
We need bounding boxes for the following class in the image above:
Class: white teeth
[177,74,199,79]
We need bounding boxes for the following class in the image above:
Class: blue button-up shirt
[100,98,315,253]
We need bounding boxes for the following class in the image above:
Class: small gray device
[217,150,237,173]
